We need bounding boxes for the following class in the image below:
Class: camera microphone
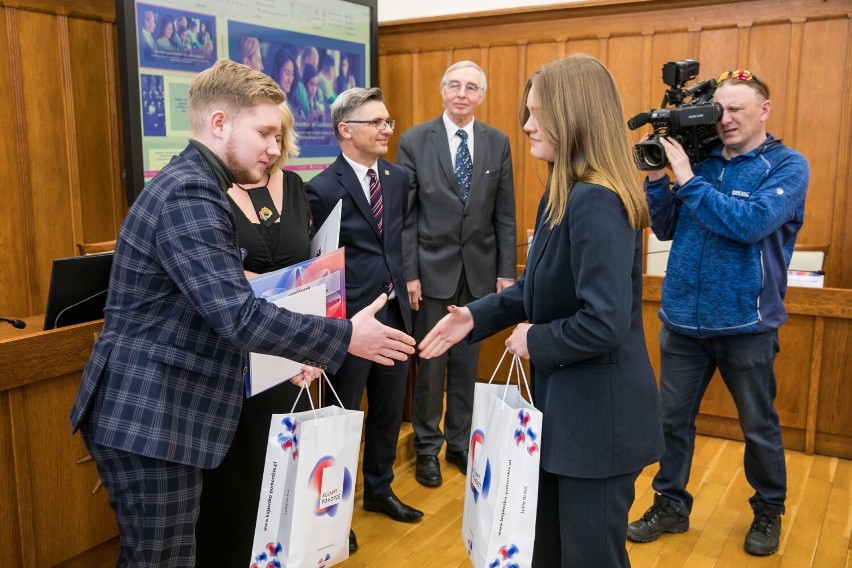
[627,110,654,131]
[1,317,27,329]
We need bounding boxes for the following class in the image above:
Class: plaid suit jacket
[69,144,351,468]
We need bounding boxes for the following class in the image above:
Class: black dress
[195,170,314,567]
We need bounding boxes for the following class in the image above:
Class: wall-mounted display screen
[116,0,378,204]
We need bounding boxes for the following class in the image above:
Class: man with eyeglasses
[627,69,809,556]
[306,88,422,552]
[396,61,516,488]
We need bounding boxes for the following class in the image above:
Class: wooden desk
[641,276,852,459]
[0,317,117,566]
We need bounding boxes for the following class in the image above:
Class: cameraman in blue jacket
[627,69,809,556]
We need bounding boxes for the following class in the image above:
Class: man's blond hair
[188,59,284,133]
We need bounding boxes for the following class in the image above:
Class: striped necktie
[367,168,393,295]
[367,168,383,236]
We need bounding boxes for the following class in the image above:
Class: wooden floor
[60,431,852,567]
[343,430,852,568]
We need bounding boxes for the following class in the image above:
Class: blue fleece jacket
[645,135,809,337]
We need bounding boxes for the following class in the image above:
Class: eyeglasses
[445,81,482,95]
[344,118,396,130]
[717,69,769,98]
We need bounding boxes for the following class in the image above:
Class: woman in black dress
[195,102,316,567]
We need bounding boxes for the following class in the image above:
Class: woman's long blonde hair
[520,54,649,230]
[267,101,300,172]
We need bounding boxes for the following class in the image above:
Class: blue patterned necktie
[454,129,472,200]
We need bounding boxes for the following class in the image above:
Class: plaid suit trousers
[81,426,202,567]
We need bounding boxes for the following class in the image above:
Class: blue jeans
[652,327,787,516]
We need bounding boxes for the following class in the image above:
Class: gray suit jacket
[397,116,516,299]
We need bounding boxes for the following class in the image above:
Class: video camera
[628,59,722,170]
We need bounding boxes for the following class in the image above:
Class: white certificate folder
[245,247,346,397]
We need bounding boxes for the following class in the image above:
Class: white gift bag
[463,351,542,568]
[250,376,363,568]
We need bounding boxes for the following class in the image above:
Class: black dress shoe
[415,455,442,487]
[349,529,358,553]
[445,449,468,474]
[363,491,424,523]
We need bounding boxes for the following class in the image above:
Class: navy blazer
[468,182,664,478]
[69,144,351,469]
[398,117,516,299]
[306,154,412,333]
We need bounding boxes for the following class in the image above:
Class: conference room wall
[378,0,852,290]
[0,0,849,321]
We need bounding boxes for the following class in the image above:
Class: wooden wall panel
[68,17,122,244]
[19,374,115,565]
[816,319,852,437]
[794,18,848,250]
[774,315,815,428]
[749,22,792,141]
[607,34,645,125]
[379,52,414,158]
[410,50,447,125]
[0,393,24,567]
[515,41,562,236]
[564,37,600,61]
[0,7,33,316]
[695,27,739,88]
[17,10,76,311]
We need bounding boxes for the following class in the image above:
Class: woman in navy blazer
[421,54,664,567]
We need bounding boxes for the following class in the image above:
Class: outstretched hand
[349,294,416,365]
[419,305,474,359]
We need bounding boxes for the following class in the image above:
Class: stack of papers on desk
[787,270,824,288]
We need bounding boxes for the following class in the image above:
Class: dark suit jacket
[468,182,664,478]
[398,116,516,299]
[69,144,351,469]
[306,153,412,333]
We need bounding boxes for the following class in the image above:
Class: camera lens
[634,139,666,170]
[643,145,666,168]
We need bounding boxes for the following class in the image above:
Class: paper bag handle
[288,370,347,417]
[487,348,534,407]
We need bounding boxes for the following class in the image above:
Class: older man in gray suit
[397,60,516,487]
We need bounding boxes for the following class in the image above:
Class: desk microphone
[1,317,26,329]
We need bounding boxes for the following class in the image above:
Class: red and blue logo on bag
[308,455,353,516]
[488,543,520,568]
[277,416,299,459]
[315,552,331,567]
[469,429,491,502]
[251,542,283,568]
[513,409,539,456]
